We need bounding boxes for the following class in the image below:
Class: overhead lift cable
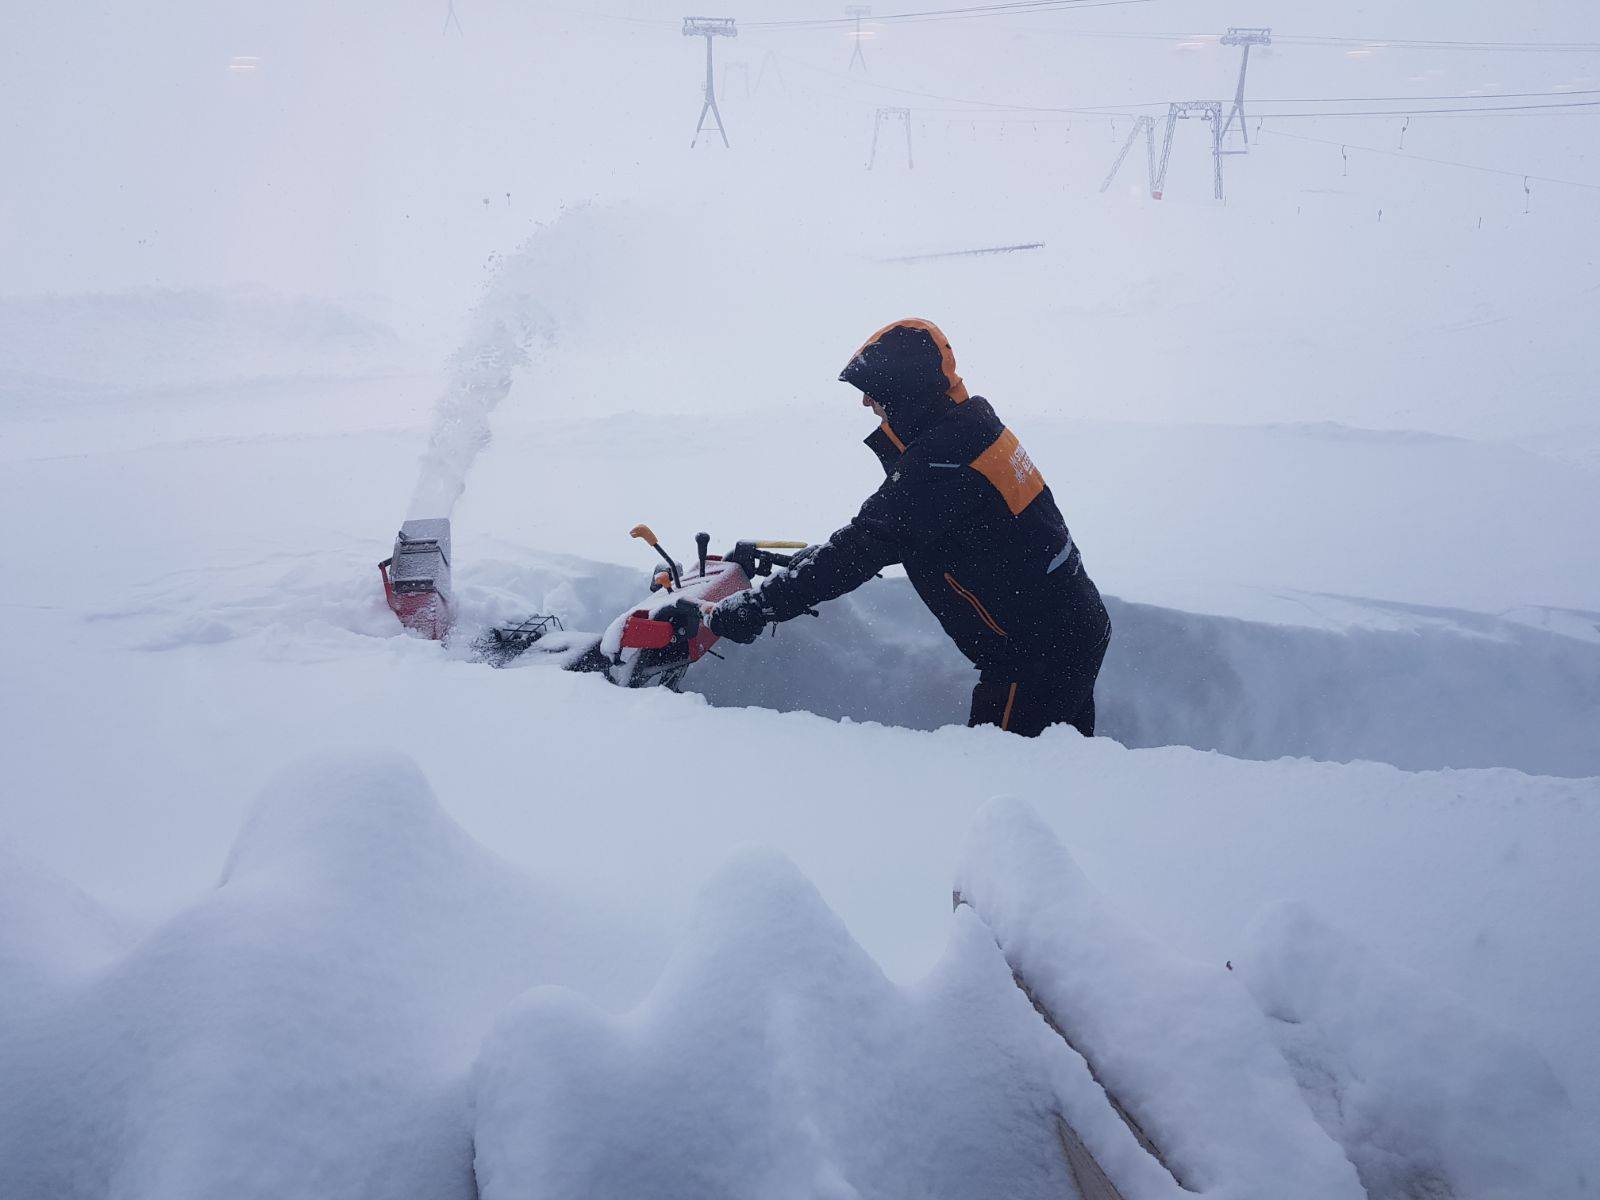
[1005,28,1600,52]
[1256,100,1600,118]
[774,53,1600,121]
[1258,127,1600,192]
[1271,33,1600,53]
[743,0,1155,31]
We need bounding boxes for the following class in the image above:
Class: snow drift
[476,795,1594,1198]
[0,750,663,1200]
[2,756,1592,1198]
[1238,902,1598,1200]
[473,847,1182,1200]
[0,844,128,1017]
[955,798,1365,1199]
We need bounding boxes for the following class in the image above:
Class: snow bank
[0,750,663,1200]
[1237,902,1598,1200]
[1096,594,1600,778]
[474,847,1181,1200]
[954,797,1364,1200]
[688,574,1600,777]
[0,843,127,1015]
[2,754,1593,1198]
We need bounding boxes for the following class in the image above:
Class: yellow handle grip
[754,540,808,549]
[629,524,658,546]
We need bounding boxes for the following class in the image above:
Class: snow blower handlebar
[630,524,682,591]
[631,525,811,585]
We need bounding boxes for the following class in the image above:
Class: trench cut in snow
[679,579,1600,777]
[436,553,1599,777]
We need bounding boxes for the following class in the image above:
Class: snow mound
[0,843,127,1014]
[473,846,1181,1200]
[954,797,1364,1200]
[1237,902,1598,1200]
[0,750,663,1200]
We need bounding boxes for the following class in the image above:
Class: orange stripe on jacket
[944,572,1008,638]
[970,428,1045,516]
[852,318,970,404]
[1001,682,1018,731]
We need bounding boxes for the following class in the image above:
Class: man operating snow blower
[708,319,1111,738]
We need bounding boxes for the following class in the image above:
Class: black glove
[786,543,822,572]
[708,589,772,644]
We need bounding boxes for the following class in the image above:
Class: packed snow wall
[678,575,1600,777]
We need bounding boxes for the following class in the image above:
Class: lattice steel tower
[1100,116,1156,196]
[846,6,871,72]
[867,106,912,169]
[1102,103,1226,200]
[684,17,738,148]
[1220,27,1271,145]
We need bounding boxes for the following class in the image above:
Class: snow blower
[378,519,811,689]
[378,518,452,640]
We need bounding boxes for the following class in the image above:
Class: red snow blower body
[379,519,452,640]
[378,518,807,689]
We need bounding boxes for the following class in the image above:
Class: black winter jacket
[761,393,1111,671]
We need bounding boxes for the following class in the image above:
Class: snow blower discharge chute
[378,518,810,689]
[379,518,452,640]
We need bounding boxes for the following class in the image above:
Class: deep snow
[4,0,1600,1191]
[475,849,1138,1200]
[5,757,1591,1198]
[1239,902,1596,1199]
[4,192,1599,1193]
[0,752,664,1200]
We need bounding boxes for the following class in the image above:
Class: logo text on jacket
[970,428,1045,516]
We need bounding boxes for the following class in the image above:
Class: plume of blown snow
[406,208,611,520]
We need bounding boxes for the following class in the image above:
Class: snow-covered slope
[0,289,407,408]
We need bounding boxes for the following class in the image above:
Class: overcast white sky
[3,1,1594,297]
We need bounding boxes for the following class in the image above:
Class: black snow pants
[967,632,1109,739]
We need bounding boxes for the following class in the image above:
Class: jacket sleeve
[759,462,984,621]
